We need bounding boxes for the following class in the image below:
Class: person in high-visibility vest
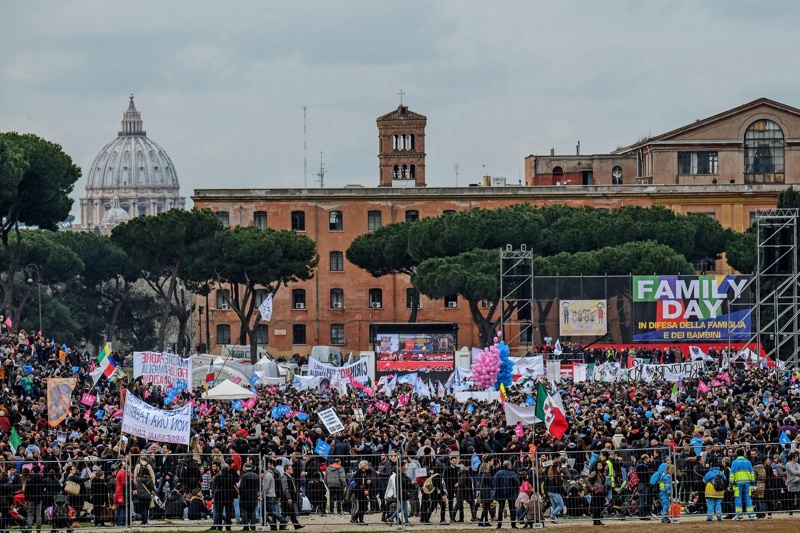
[729,448,756,520]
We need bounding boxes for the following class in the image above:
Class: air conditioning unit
[295,303,305,310]
[219,304,230,310]
[447,301,458,308]
[332,302,343,309]
[370,302,381,309]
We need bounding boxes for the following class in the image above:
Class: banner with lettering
[121,392,191,445]
[632,275,752,342]
[133,352,192,389]
[307,358,370,383]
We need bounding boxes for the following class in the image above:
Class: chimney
[576,141,581,156]
[550,147,555,156]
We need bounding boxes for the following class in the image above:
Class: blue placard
[314,440,331,459]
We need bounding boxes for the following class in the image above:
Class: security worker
[729,448,756,520]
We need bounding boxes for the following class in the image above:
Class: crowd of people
[1,329,800,531]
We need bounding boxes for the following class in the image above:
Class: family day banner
[559,300,607,337]
[121,392,191,445]
[133,352,192,389]
[632,275,752,342]
[307,358,370,384]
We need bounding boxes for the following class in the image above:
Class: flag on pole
[670,382,679,403]
[258,293,273,321]
[698,380,710,394]
[499,383,507,403]
[553,339,562,356]
[437,380,445,398]
[534,382,568,439]
[205,362,215,393]
[9,427,22,451]
[97,343,112,364]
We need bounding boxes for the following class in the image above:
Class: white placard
[317,407,345,434]
[133,352,192,389]
[307,358,370,383]
[121,393,191,445]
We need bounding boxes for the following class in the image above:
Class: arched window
[612,165,623,185]
[393,135,399,150]
[552,166,563,184]
[745,119,785,181]
[409,164,416,179]
[393,165,400,178]
[409,134,415,150]
[401,165,408,178]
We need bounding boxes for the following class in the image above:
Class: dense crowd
[1,330,800,531]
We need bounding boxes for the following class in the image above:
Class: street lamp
[198,306,204,353]
[25,264,42,336]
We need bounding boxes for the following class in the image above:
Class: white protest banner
[503,403,540,426]
[511,356,545,378]
[628,360,704,381]
[689,346,713,362]
[317,408,345,434]
[133,352,192,389]
[307,358,370,383]
[121,393,191,445]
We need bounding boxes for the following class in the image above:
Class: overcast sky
[3,0,800,216]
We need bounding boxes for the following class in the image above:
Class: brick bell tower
[377,94,426,187]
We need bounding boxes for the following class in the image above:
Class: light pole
[198,306,204,353]
[25,264,42,335]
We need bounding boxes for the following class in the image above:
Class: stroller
[602,473,639,520]
[50,493,76,533]
[306,474,327,514]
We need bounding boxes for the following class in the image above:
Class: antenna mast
[315,152,326,188]
[453,163,460,186]
[303,107,307,188]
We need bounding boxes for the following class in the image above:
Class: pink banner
[242,397,257,409]
[112,409,123,418]
[232,376,242,385]
[398,394,409,407]
[697,381,710,393]
[515,422,524,437]
[717,372,732,384]
[374,401,390,413]
[364,386,375,396]
[710,379,722,387]
[80,393,96,407]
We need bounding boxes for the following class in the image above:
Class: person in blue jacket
[702,460,726,521]
[656,464,674,523]
[492,461,520,529]
[729,448,756,520]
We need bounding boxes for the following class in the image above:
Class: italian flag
[535,382,568,440]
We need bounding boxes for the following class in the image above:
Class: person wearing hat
[239,463,260,530]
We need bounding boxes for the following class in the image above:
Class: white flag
[553,339,563,356]
[258,293,273,321]
[689,346,712,361]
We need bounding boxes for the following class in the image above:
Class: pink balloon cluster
[471,331,503,390]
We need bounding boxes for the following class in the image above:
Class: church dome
[86,95,180,192]
[101,197,130,226]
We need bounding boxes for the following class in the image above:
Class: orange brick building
[193,100,795,357]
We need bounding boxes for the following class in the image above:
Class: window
[254,289,269,307]
[393,165,400,178]
[253,211,267,229]
[330,324,345,345]
[369,288,383,309]
[410,165,416,179]
[406,288,419,309]
[216,324,231,345]
[255,324,269,345]
[216,211,230,227]
[745,119,785,177]
[330,288,344,309]
[216,289,230,309]
[443,210,456,216]
[291,211,305,231]
[292,324,307,345]
[693,258,716,274]
[368,210,382,231]
[292,289,306,310]
[330,251,344,272]
[405,210,419,222]
[138,205,147,216]
[611,165,623,185]
[678,152,718,175]
[552,166,563,179]
[481,299,493,309]
[329,210,343,231]
[444,295,458,308]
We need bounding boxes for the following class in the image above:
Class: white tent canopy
[202,379,256,400]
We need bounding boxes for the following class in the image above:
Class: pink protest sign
[80,393,96,407]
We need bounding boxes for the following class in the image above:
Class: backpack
[422,473,439,495]
[627,468,640,489]
[175,460,188,482]
[711,472,727,492]
[649,470,664,486]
